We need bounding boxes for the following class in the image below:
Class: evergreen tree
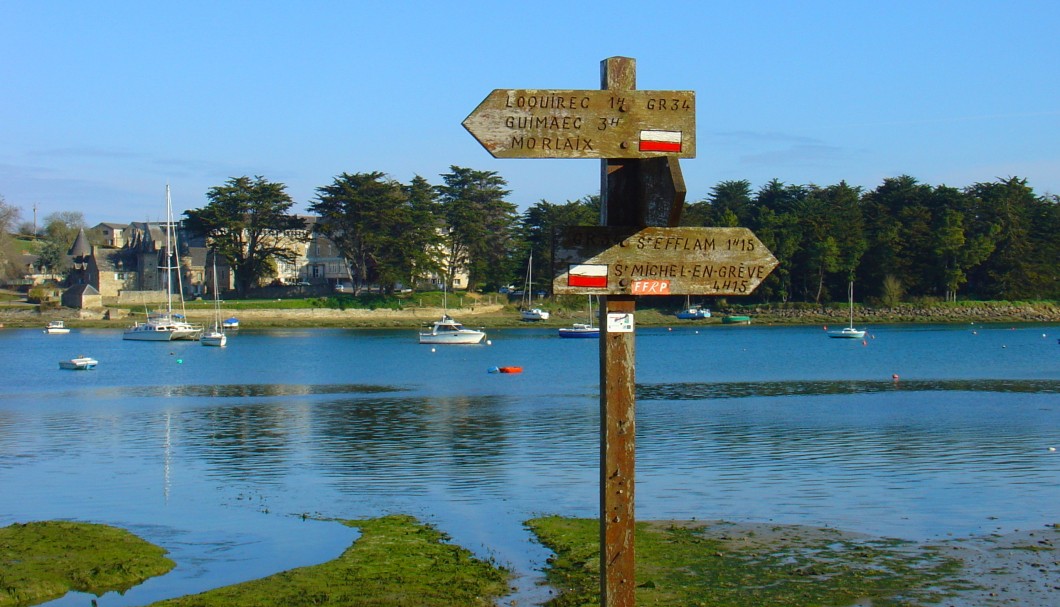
[185,176,306,297]
[437,166,517,291]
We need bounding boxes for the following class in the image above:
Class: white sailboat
[828,281,866,339]
[201,254,227,347]
[124,185,204,342]
[519,252,550,321]
[558,296,599,338]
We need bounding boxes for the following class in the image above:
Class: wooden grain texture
[554,226,779,296]
[462,89,695,159]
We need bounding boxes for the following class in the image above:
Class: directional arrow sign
[463,89,695,159]
[553,226,778,296]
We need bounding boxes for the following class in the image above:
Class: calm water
[1,322,1058,606]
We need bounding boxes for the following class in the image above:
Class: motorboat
[828,281,866,339]
[59,356,97,370]
[722,315,752,325]
[123,185,203,342]
[222,317,240,330]
[44,320,71,334]
[418,315,486,345]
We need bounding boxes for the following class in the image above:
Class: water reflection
[639,378,1060,400]
[1,326,1056,607]
[0,383,407,401]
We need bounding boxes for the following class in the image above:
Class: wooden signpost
[463,89,695,159]
[465,57,775,607]
[553,227,779,296]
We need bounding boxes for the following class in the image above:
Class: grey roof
[65,283,100,297]
[68,228,92,257]
[186,246,207,267]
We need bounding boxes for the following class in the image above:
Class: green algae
[526,517,968,607]
[149,514,510,607]
[0,521,175,607]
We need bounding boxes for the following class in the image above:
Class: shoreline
[2,300,1058,329]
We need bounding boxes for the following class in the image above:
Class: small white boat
[44,320,71,334]
[201,255,228,347]
[558,323,600,338]
[828,327,866,339]
[520,308,550,321]
[222,317,240,330]
[518,253,549,321]
[828,281,866,339]
[558,296,599,338]
[201,326,227,347]
[59,356,97,370]
[418,315,486,345]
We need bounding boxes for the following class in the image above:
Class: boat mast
[848,281,855,329]
[164,185,174,315]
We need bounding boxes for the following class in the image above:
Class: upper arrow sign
[463,89,696,159]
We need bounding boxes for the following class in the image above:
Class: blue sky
[3,1,1058,226]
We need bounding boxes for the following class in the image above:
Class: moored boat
[828,281,866,339]
[675,305,711,320]
[722,315,752,325]
[559,296,599,338]
[123,186,203,342]
[418,315,487,345]
[520,308,550,321]
[44,320,71,334]
[518,253,549,321]
[558,323,599,338]
[201,255,228,347]
[59,355,97,370]
[201,327,227,347]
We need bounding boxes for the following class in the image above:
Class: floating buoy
[862,340,867,346]
[430,347,436,353]
[823,325,828,331]
[488,366,522,374]
[486,339,492,345]
[176,359,183,364]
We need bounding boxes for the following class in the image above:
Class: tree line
[680,176,1059,304]
[3,171,1057,304]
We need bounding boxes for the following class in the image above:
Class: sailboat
[418,278,487,344]
[201,254,227,347]
[123,185,204,341]
[519,252,550,321]
[828,281,866,339]
[675,295,711,319]
[558,296,599,338]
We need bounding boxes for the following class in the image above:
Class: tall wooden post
[599,55,639,607]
